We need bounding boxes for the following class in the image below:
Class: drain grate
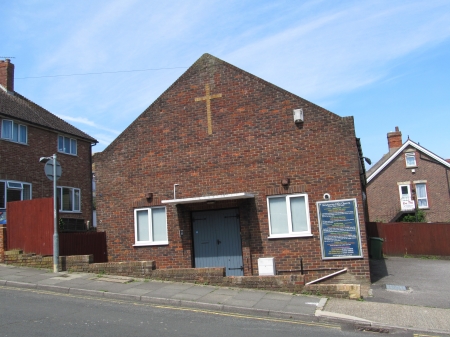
[385,284,408,291]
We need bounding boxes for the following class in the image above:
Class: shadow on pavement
[369,258,388,283]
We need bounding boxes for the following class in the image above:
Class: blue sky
[2,1,450,165]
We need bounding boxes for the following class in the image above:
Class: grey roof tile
[0,89,97,143]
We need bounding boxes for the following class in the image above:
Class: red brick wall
[367,146,450,222]
[0,124,93,224]
[95,54,370,281]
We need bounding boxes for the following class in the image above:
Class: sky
[2,1,450,165]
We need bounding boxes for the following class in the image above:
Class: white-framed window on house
[267,194,312,238]
[415,183,429,208]
[405,152,416,167]
[58,135,77,155]
[134,207,168,246]
[0,180,32,209]
[57,186,81,212]
[1,119,27,144]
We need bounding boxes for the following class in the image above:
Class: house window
[267,194,311,238]
[415,183,428,208]
[405,153,416,167]
[0,180,32,209]
[58,135,77,155]
[134,207,168,246]
[57,187,81,212]
[1,120,27,144]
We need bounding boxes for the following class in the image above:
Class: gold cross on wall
[195,84,222,135]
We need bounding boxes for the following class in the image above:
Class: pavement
[1,257,450,336]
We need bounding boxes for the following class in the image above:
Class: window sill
[57,151,78,157]
[133,241,169,247]
[406,166,417,169]
[0,138,28,146]
[60,211,82,214]
[268,234,313,239]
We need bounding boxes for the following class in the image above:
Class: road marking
[0,286,340,330]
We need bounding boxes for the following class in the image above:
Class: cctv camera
[323,193,331,200]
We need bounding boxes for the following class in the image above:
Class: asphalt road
[0,287,376,337]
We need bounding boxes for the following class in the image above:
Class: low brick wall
[0,226,6,263]
[3,249,363,298]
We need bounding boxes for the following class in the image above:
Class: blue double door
[192,208,244,276]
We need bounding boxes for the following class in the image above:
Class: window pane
[23,184,31,200]
[62,187,73,211]
[57,187,61,209]
[405,153,416,166]
[152,208,167,242]
[136,210,149,242]
[0,181,5,208]
[268,197,289,234]
[19,125,27,143]
[58,136,64,151]
[290,196,308,232]
[1,120,12,139]
[12,123,18,142]
[416,184,428,208]
[64,137,70,153]
[74,189,80,211]
[70,139,77,155]
[7,189,21,203]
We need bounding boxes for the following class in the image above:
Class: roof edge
[367,139,450,183]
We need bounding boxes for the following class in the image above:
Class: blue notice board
[317,199,363,259]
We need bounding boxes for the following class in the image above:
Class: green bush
[402,210,426,222]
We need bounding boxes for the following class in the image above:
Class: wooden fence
[7,198,54,255]
[366,222,450,256]
[7,198,107,262]
[59,232,107,263]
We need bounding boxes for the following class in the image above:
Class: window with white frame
[405,152,416,167]
[58,135,77,155]
[134,207,168,246]
[267,194,311,238]
[1,119,27,144]
[0,180,32,209]
[57,186,81,212]
[415,183,429,208]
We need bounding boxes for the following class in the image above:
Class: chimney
[387,126,402,152]
[0,59,14,92]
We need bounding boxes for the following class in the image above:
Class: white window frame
[57,186,81,212]
[133,207,168,246]
[1,119,27,144]
[58,135,77,155]
[415,182,429,209]
[405,152,416,167]
[267,193,312,239]
[0,180,32,209]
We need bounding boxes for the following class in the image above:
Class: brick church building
[94,54,370,284]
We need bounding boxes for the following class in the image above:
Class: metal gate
[192,208,244,276]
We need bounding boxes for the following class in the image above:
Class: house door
[192,208,244,276]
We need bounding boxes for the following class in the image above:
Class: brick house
[0,59,97,228]
[94,54,370,284]
[366,126,450,222]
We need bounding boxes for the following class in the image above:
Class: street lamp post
[39,154,61,273]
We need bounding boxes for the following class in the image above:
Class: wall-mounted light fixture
[145,192,153,200]
[281,177,290,186]
[173,184,179,199]
[293,109,304,124]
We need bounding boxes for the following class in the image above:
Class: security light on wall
[293,109,304,123]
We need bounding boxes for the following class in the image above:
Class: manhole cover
[385,284,408,291]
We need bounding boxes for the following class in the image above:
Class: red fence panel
[59,232,107,263]
[7,198,54,255]
[366,222,450,256]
